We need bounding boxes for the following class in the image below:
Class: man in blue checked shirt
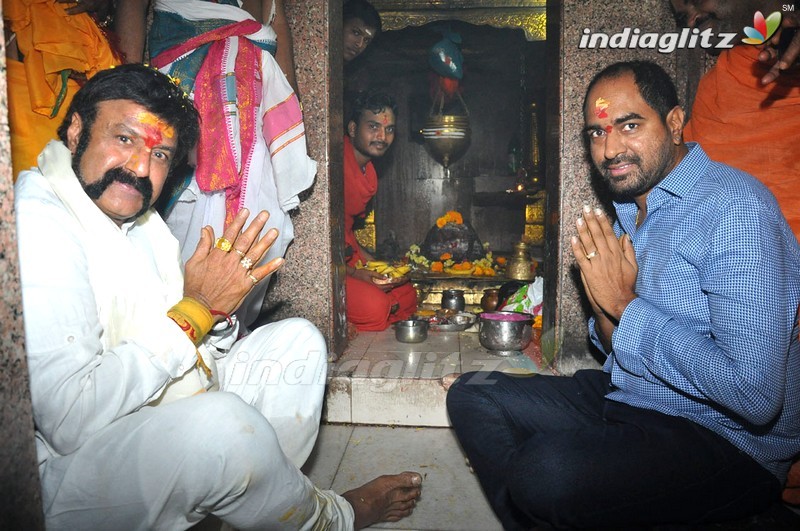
[447,60,800,530]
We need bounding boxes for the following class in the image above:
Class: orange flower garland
[436,210,464,228]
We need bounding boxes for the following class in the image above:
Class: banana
[360,261,411,278]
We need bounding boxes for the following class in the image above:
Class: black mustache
[602,156,640,171]
[82,167,153,202]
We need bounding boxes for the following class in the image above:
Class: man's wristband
[167,297,214,345]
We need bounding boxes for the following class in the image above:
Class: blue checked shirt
[589,143,800,481]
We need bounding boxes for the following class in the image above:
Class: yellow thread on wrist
[167,298,214,379]
[168,297,213,344]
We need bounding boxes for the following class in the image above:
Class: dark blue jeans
[446,370,781,530]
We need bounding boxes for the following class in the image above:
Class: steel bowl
[395,319,429,343]
[478,311,534,356]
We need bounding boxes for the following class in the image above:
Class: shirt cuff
[612,297,673,377]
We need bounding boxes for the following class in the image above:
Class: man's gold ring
[240,257,254,269]
[585,251,598,260]
[247,273,259,285]
[215,237,233,252]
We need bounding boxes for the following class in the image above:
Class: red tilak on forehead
[382,115,389,125]
[141,124,163,150]
[136,112,174,150]
[605,125,613,134]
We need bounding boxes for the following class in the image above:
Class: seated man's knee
[173,393,281,471]
[279,317,327,359]
[506,443,585,525]
[446,371,495,425]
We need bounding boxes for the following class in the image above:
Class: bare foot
[441,372,461,391]
[342,471,423,529]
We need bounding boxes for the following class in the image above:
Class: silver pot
[395,319,429,343]
[478,311,534,356]
[441,289,466,312]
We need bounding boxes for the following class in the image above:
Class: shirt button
[66,335,75,343]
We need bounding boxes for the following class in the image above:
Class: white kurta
[15,141,352,530]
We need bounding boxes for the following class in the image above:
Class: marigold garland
[436,210,463,228]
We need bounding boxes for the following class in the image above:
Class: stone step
[324,328,544,427]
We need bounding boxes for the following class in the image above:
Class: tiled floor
[301,424,503,531]
[299,325,550,530]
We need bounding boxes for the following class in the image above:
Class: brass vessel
[421,114,471,171]
[506,241,535,281]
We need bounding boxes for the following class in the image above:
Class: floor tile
[346,330,378,352]
[370,328,462,353]
[330,426,502,531]
[350,350,460,380]
[302,423,353,489]
[459,348,529,374]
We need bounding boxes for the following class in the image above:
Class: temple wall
[267,0,348,358]
[0,7,46,529]
[544,0,689,373]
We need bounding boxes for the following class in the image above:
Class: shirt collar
[613,142,709,227]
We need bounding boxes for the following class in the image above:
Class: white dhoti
[40,319,354,531]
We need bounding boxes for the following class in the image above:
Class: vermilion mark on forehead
[605,125,613,134]
[381,115,390,125]
[136,112,174,150]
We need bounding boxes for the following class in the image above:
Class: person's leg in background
[386,282,418,324]
[346,275,394,331]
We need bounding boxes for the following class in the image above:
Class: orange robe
[684,46,800,242]
[5,0,120,179]
[344,136,417,331]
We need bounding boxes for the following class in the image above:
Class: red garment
[684,46,800,242]
[343,136,417,331]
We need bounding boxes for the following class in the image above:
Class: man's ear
[65,112,83,153]
[666,105,685,145]
[347,120,357,138]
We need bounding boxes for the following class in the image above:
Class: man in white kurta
[14,64,362,530]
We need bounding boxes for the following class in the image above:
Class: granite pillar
[268,0,348,359]
[543,0,689,374]
[0,8,46,529]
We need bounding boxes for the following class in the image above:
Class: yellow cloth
[5,0,120,179]
[684,46,800,242]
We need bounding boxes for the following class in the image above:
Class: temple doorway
[344,0,550,309]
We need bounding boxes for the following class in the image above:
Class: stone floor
[306,323,547,530]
